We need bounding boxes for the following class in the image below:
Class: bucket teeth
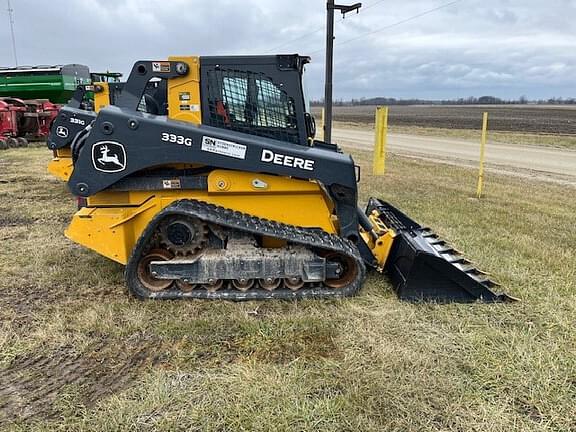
[470,273,492,287]
[453,263,476,273]
[443,254,465,263]
[432,244,454,253]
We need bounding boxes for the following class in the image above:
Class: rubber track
[126,199,366,300]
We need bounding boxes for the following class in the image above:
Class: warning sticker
[179,104,200,112]
[162,179,181,189]
[201,136,247,160]
[152,62,171,73]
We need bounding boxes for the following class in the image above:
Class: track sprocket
[158,215,209,257]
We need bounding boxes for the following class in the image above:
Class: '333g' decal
[161,132,193,147]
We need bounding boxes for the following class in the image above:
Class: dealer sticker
[201,136,246,160]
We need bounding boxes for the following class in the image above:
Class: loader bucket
[366,198,516,303]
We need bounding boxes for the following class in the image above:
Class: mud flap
[366,198,516,303]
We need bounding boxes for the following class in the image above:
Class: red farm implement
[0,97,61,149]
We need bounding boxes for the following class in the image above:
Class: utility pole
[7,0,18,66]
[323,0,361,144]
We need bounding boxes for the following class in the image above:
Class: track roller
[232,278,255,292]
[176,279,197,292]
[259,278,281,291]
[284,277,304,291]
[202,279,224,292]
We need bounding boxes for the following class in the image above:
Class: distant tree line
[311,96,576,106]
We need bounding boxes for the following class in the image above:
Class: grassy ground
[332,121,576,150]
[0,147,575,431]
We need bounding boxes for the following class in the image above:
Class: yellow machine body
[47,148,74,181]
[66,170,339,265]
[94,82,111,113]
[167,56,202,125]
[359,210,396,272]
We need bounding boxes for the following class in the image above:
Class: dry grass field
[316,105,576,134]
[0,147,575,431]
[313,105,576,149]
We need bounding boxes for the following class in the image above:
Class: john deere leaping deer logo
[55,126,69,138]
[91,141,126,173]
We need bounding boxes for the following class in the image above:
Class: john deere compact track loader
[50,55,513,302]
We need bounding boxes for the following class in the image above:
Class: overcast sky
[1,0,574,100]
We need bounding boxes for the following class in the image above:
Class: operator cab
[200,55,316,146]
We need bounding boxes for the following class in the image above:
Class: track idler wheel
[136,249,174,292]
[324,253,359,289]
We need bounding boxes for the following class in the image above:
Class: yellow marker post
[373,106,389,175]
[320,107,325,141]
[476,112,489,198]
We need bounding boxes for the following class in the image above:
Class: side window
[255,78,297,129]
[206,69,300,144]
[222,76,248,123]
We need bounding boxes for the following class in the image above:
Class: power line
[360,0,386,13]
[266,0,387,53]
[6,0,18,66]
[309,0,465,57]
[266,27,324,53]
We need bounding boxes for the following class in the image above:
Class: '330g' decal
[161,132,193,147]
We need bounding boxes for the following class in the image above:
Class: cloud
[0,0,573,99]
